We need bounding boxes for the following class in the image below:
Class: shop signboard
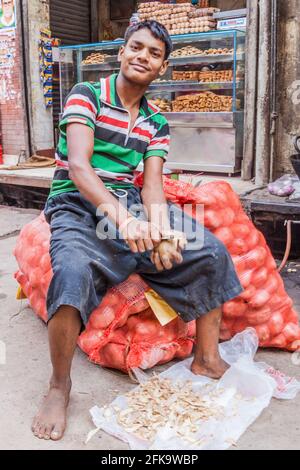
[217,17,247,31]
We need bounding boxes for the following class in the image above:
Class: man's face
[3,0,14,18]
[118,28,169,86]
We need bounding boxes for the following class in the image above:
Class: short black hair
[124,20,173,60]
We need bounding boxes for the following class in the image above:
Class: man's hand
[151,230,187,271]
[120,218,161,254]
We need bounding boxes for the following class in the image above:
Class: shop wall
[98,0,136,41]
[275,0,300,177]
[211,0,246,10]
[0,27,28,159]
[25,0,53,152]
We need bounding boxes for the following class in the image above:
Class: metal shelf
[169,52,244,65]
[80,53,245,73]
[148,80,244,92]
[81,56,119,72]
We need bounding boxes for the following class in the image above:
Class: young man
[32,21,243,441]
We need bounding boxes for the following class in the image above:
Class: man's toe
[38,425,47,439]
[51,423,65,441]
[33,421,41,436]
[31,418,38,433]
[44,425,53,440]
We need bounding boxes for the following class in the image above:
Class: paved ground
[0,206,300,451]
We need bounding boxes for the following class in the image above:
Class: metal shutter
[50,0,92,46]
[50,0,92,143]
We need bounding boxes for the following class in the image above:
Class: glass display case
[59,30,246,174]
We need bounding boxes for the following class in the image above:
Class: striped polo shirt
[49,73,170,198]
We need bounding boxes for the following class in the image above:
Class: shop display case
[59,29,246,174]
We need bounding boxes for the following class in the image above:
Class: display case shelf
[149,80,244,92]
[79,53,245,73]
[59,30,246,174]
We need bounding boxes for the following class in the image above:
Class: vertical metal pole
[269,0,278,183]
[255,0,272,186]
[242,0,259,181]
[233,31,237,113]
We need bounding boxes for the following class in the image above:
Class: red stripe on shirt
[55,159,69,168]
[148,102,159,113]
[132,127,153,139]
[97,114,128,129]
[65,98,95,114]
[149,138,170,146]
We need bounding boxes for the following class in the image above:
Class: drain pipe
[18,0,33,158]
[269,0,278,183]
[278,220,300,273]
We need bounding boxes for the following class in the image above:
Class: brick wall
[0,28,27,158]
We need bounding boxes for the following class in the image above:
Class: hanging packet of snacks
[39,28,53,108]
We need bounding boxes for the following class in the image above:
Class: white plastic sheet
[88,329,300,450]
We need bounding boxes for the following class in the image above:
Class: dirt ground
[0,206,300,450]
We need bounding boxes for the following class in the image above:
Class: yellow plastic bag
[144,289,178,326]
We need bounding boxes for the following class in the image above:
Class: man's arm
[141,156,171,234]
[142,157,186,270]
[67,123,160,253]
[67,123,130,225]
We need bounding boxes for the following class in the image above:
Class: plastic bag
[88,329,300,450]
[268,174,298,197]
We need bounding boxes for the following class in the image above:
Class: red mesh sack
[13,216,194,372]
[14,178,300,375]
[135,175,300,352]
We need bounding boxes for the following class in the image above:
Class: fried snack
[172,69,233,82]
[172,91,236,112]
[170,46,234,58]
[107,376,225,444]
[137,2,218,34]
[149,98,172,112]
[82,52,111,65]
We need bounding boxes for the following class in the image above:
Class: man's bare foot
[31,378,71,441]
[191,357,230,379]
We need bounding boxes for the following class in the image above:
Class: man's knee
[52,254,92,284]
[200,231,231,268]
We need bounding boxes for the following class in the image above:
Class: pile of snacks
[110,376,225,444]
[202,47,234,55]
[137,2,217,35]
[188,16,217,34]
[149,97,172,112]
[172,70,199,81]
[172,17,216,35]
[82,52,110,65]
[172,91,235,112]
[170,45,234,58]
[171,45,204,57]
[198,69,233,82]
[172,69,233,82]
[189,7,220,17]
